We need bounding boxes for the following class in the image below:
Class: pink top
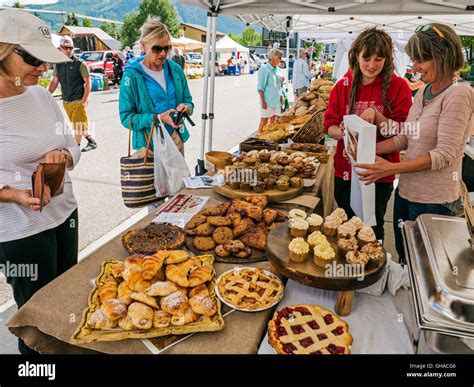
[394,81,473,204]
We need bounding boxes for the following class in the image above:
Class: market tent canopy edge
[215,34,250,53]
[172,36,207,51]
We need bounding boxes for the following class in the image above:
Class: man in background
[171,47,185,69]
[48,36,96,151]
[293,49,312,96]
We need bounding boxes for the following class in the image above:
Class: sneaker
[85,136,97,147]
[81,143,97,152]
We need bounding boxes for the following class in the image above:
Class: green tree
[240,27,262,46]
[460,36,473,63]
[12,1,25,8]
[228,32,242,44]
[82,17,93,28]
[101,22,122,40]
[121,0,180,48]
[66,12,79,26]
[303,41,325,59]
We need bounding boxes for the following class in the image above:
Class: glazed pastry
[289,218,309,238]
[322,215,341,237]
[160,291,189,316]
[290,176,303,188]
[348,216,364,231]
[313,242,336,268]
[164,250,190,264]
[130,292,159,309]
[357,226,377,246]
[263,208,278,225]
[284,165,297,177]
[165,258,201,287]
[145,281,180,297]
[188,284,209,298]
[117,281,134,305]
[142,252,167,280]
[100,299,127,321]
[345,250,369,266]
[239,223,268,250]
[171,307,199,326]
[99,276,118,304]
[253,181,266,193]
[331,208,348,223]
[126,272,151,293]
[153,309,171,328]
[128,302,154,330]
[88,309,117,330]
[288,237,310,262]
[307,230,328,248]
[337,222,357,240]
[288,209,307,220]
[189,293,217,316]
[188,266,213,287]
[306,214,323,233]
[337,237,359,257]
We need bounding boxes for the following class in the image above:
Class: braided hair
[347,27,395,115]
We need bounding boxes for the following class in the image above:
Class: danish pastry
[153,310,171,328]
[160,291,189,316]
[188,266,213,287]
[142,252,167,280]
[99,276,118,304]
[164,250,190,264]
[88,309,117,329]
[100,299,127,321]
[145,281,180,297]
[117,281,134,305]
[189,294,217,317]
[188,284,209,298]
[128,302,153,330]
[130,292,159,309]
[171,307,199,326]
[118,316,134,331]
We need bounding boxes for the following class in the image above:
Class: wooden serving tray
[71,255,224,344]
[266,222,387,291]
[214,184,304,203]
[185,236,267,263]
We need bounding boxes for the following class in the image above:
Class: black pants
[334,176,394,241]
[0,209,78,354]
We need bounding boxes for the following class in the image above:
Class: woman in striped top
[0,10,81,353]
[356,23,473,263]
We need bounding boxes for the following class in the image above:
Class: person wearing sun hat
[48,34,98,152]
[0,9,81,354]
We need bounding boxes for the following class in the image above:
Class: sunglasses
[415,24,445,39]
[61,46,74,51]
[151,45,172,54]
[14,48,45,67]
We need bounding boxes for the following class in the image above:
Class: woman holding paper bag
[324,27,412,241]
[356,24,473,262]
[0,10,81,354]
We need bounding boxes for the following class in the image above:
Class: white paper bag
[343,114,377,226]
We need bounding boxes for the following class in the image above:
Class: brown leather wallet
[31,162,66,211]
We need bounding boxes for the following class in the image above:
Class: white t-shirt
[141,63,167,91]
[0,86,81,242]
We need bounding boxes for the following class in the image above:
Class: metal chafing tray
[403,215,474,353]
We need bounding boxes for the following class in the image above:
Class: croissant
[145,281,180,297]
[88,309,117,329]
[127,272,151,292]
[100,299,127,321]
[111,262,125,279]
[188,284,209,298]
[189,294,217,317]
[124,254,144,270]
[170,307,199,326]
[151,266,166,283]
[99,276,118,304]
[164,250,190,264]
[130,292,159,309]
[128,302,154,330]
[142,253,166,280]
[153,310,171,328]
[160,291,189,316]
[118,316,134,331]
[188,266,213,287]
[117,281,134,305]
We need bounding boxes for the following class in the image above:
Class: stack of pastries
[86,250,220,333]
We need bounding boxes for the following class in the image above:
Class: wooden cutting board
[214,184,304,203]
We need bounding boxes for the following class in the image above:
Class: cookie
[227,213,242,228]
[223,240,246,254]
[193,236,216,251]
[187,214,207,229]
[194,223,215,237]
[185,228,197,236]
[207,216,232,227]
[215,244,231,258]
[212,226,234,245]
[234,246,252,258]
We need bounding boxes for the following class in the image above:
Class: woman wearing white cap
[0,9,81,354]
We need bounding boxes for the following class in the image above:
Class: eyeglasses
[13,48,45,67]
[151,45,172,54]
[61,46,74,51]
[415,24,445,39]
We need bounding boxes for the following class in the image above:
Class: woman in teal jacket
[119,16,194,151]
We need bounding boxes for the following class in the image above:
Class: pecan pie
[217,268,284,310]
[268,304,353,354]
[122,223,185,255]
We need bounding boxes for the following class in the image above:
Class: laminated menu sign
[152,194,209,228]
[343,114,377,226]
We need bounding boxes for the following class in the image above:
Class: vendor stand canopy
[215,34,250,53]
[171,36,207,51]
[176,0,473,173]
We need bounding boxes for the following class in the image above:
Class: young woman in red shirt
[324,27,412,241]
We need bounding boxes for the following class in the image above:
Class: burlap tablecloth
[6,156,334,354]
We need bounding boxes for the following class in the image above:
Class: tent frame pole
[207,12,218,153]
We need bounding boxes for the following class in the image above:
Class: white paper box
[343,114,377,226]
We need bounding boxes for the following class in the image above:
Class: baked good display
[288,237,310,262]
[289,218,309,238]
[347,216,364,231]
[337,237,359,256]
[268,304,353,354]
[345,250,369,265]
[185,196,286,260]
[337,221,357,240]
[332,208,348,223]
[357,226,377,246]
[71,252,224,344]
[307,230,327,248]
[276,175,290,191]
[322,214,341,237]
[361,242,385,264]
[122,223,185,255]
[313,241,336,268]
[306,214,323,233]
[216,267,284,311]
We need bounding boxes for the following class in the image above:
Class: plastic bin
[91,73,102,91]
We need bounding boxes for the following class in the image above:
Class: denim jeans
[393,188,457,263]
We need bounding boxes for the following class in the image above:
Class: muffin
[337,221,357,240]
[337,237,359,257]
[278,155,291,165]
[307,230,327,248]
[259,150,271,163]
[276,176,290,191]
[240,182,251,191]
[257,165,271,180]
[284,165,297,177]
[243,155,258,165]
[263,177,277,190]
[361,242,385,265]
[348,216,364,231]
[313,242,336,268]
[345,250,369,266]
[288,209,307,220]
[332,208,348,223]
[288,237,310,262]
[229,181,241,189]
[253,181,266,193]
[306,214,323,233]
[271,164,284,176]
[323,215,341,237]
[290,177,303,188]
[357,226,377,246]
[289,218,309,238]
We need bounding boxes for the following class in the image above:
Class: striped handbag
[120,115,162,208]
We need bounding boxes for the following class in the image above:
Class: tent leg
[196,11,213,176]
[207,12,218,153]
[286,33,290,92]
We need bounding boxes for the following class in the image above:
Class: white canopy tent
[215,35,250,67]
[176,0,473,173]
[171,36,206,51]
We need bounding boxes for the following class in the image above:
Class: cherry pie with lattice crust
[217,268,284,310]
[268,304,353,354]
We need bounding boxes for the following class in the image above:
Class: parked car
[250,53,262,69]
[256,53,268,65]
[80,50,126,80]
[186,52,203,65]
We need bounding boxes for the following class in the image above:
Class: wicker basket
[462,182,474,235]
[291,108,325,144]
